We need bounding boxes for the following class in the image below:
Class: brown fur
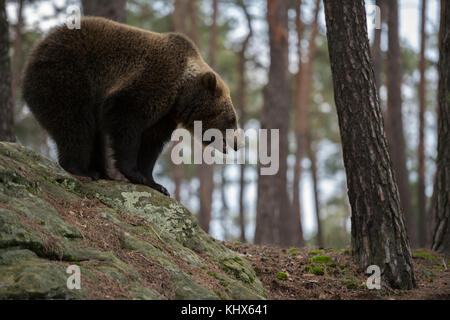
[22,17,238,196]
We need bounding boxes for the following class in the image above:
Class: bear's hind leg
[88,129,109,180]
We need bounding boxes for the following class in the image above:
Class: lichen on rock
[0,142,266,300]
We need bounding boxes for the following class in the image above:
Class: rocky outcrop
[0,142,266,300]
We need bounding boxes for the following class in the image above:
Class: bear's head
[176,68,243,153]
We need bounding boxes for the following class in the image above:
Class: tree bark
[306,130,323,248]
[170,0,187,202]
[431,0,450,254]
[11,0,23,106]
[323,0,416,289]
[198,0,215,233]
[418,0,427,248]
[0,0,15,142]
[172,0,187,32]
[255,0,292,246]
[292,0,305,248]
[385,0,417,247]
[82,0,126,22]
[293,0,321,248]
[236,0,252,243]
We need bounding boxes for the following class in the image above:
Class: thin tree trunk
[170,0,187,202]
[172,0,186,32]
[306,130,323,248]
[11,0,23,106]
[198,0,215,233]
[236,0,252,243]
[0,0,15,142]
[293,0,320,248]
[418,0,427,247]
[255,0,291,246]
[323,0,416,289]
[220,166,230,240]
[431,0,450,254]
[292,0,305,248]
[187,0,199,47]
[82,0,126,22]
[385,0,417,247]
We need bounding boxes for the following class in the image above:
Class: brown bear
[22,17,240,196]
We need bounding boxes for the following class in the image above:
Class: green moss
[412,250,439,261]
[327,262,336,268]
[312,267,324,276]
[215,291,227,300]
[310,255,331,263]
[309,249,324,255]
[338,264,346,270]
[434,265,445,271]
[277,272,288,280]
[343,280,357,289]
[304,265,312,273]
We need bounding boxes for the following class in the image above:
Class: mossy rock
[0,143,266,300]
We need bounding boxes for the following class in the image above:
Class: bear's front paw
[148,181,170,197]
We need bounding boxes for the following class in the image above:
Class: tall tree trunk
[0,0,15,142]
[386,0,416,243]
[431,0,450,254]
[385,0,417,247]
[197,0,215,233]
[220,166,230,240]
[172,0,186,32]
[306,130,323,248]
[255,0,292,246]
[292,0,305,248]
[293,0,321,248]
[171,0,187,202]
[323,0,416,289]
[11,0,23,106]
[418,0,427,248]
[187,0,199,47]
[82,0,126,22]
[236,0,252,243]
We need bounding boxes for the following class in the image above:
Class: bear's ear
[201,72,217,93]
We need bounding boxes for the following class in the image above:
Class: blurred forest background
[0,0,442,249]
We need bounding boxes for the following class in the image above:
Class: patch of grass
[412,250,439,261]
[312,267,324,276]
[277,272,288,280]
[310,255,331,263]
[343,280,357,289]
[326,262,336,268]
[309,249,324,255]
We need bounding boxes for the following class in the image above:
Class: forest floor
[224,242,450,300]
